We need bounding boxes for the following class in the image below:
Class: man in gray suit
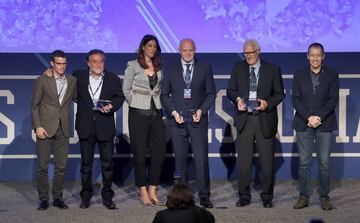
[32,50,77,210]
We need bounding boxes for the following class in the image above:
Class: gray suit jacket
[32,74,77,138]
[122,59,162,109]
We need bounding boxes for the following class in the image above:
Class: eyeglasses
[243,49,258,56]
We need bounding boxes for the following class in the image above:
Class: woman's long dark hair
[137,34,162,72]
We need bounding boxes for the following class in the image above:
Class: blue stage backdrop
[0,53,359,181]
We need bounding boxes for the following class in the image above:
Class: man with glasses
[74,49,124,209]
[292,43,339,210]
[32,50,77,210]
[227,39,285,208]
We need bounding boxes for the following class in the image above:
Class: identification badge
[249,91,257,101]
[184,89,191,99]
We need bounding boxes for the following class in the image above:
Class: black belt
[247,112,258,115]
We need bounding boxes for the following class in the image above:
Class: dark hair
[51,50,66,61]
[137,34,162,72]
[86,49,105,61]
[308,42,325,54]
[166,183,195,209]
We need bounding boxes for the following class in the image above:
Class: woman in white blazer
[123,35,165,206]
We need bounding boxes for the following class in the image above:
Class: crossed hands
[99,104,113,114]
[308,116,321,128]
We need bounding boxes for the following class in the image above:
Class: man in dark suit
[32,50,77,210]
[161,38,216,208]
[227,39,285,208]
[75,49,124,209]
[292,43,339,211]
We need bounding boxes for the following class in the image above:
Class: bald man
[161,38,216,208]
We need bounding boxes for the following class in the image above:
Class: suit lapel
[304,69,314,94]
[47,76,60,106]
[189,61,197,89]
[177,62,187,88]
[315,67,327,94]
[257,63,264,95]
[99,71,107,100]
[81,71,94,106]
[241,64,250,98]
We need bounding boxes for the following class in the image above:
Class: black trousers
[170,121,210,199]
[79,122,114,202]
[36,125,69,201]
[236,115,274,202]
[128,110,165,187]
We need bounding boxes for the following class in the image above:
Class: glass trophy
[180,110,194,122]
[244,98,259,112]
[92,99,112,111]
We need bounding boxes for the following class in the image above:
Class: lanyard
[89,76,103,100]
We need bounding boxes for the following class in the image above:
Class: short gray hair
[243,39,260,50]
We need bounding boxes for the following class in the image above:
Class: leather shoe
[236,199,250,207]
[293,196,309,209]
[103,200,116,210]
[37,200,49,210]
[53,199,69,209]
[262,200,273,208]
[200,198,213,208]
[320,197,333,211]
[79,200,90,209]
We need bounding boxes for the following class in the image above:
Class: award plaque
[244,98,259,112]
[92,99,112,111]
[180,111,194,122]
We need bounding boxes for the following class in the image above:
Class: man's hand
[256,99,268,111]
[192,109,202,122]
[172,111,184,124]
[307,116,321,128]
[236,97,246,111]
[99,104,113,113]
[43,68,54,77]
[36,127,48,139]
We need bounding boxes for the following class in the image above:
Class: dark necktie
[185,63,191,88]
[250,66,257,90]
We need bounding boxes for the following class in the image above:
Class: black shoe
[200,198,213,208]
[37,200,49,210]
[236,199,250,207]
[79,200,90,209]
[262,200,273,208]
[53,199,69,209]
[103,200,116,210]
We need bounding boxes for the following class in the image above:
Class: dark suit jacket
[74,69,124,140]
[292,66,339,131]
[227,60,285,138]
[152,206,215,223]
[160,59,216,126]
[32,74,77,138]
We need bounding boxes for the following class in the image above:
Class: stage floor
[0,179,359,223]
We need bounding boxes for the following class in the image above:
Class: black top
[130,72,160,116]
[152,206,215,223]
